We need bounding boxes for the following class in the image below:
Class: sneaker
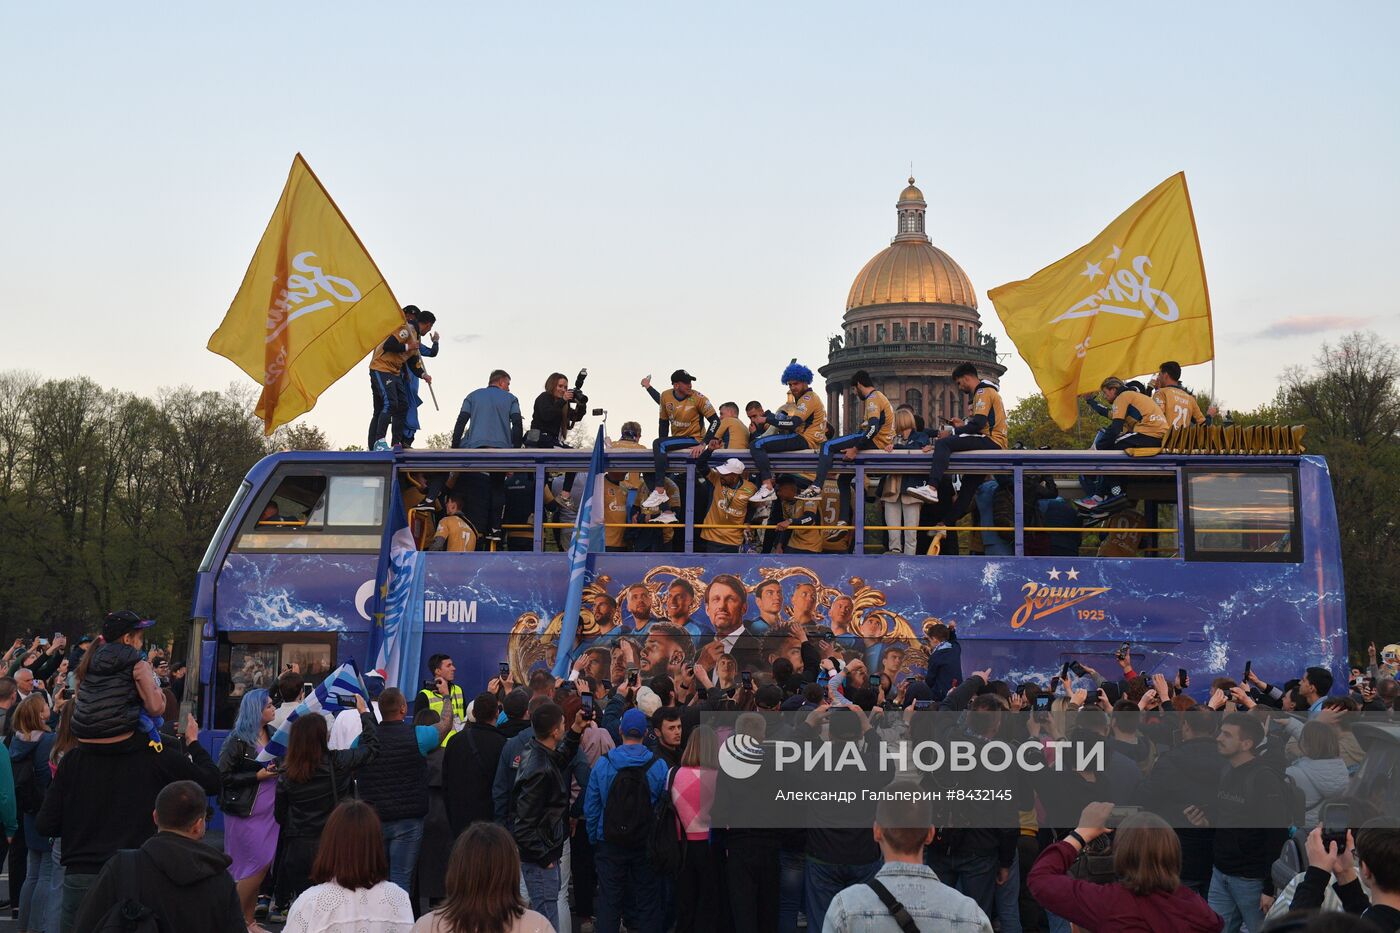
[749,484,776,504]
[1073,494,1105,510]
[267,905,288,925]
[796,485,822,500]
[1087,493,1128,517]
[653,511,679,524]
[641,488,669,509]
[372,440,391,451]
[255,896,270,921]
[825,521,849,541]
[906,483,939,503]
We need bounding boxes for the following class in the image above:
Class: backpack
[90,851,173,933]
[647,766,686,876]
[602,752,658,846]
[12,748,42,815]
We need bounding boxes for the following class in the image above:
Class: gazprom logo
[719,733,765,780]
[423,599,477,624]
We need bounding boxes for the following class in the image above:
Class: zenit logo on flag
[208,154,404,434]
[989,173,1214,430]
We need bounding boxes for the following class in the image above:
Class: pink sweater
[671,766,717,841]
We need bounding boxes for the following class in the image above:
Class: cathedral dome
[845,176,977,311]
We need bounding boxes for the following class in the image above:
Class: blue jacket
[583,742,669,845]
[924,636,963,702]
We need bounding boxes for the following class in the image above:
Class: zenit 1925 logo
[1010,569,1111,629]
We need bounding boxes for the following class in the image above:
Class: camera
[572,368,589,406]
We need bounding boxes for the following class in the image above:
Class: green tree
[1005,394,1099,449]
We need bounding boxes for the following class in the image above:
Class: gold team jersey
[434,514,477,552]
[701,472,757,547]
[610,438,648,490]
[819,479,852,553]
[602,480,630,549]
[783,390,827,448]
[1111,390,1169,439]
[1153,385,1206,428]
[970,384,1009,449]
[369,323,419,375]
[862,391,896,448]
[783,497,823,553]
[659,389,716,441]
[713,416,750,451]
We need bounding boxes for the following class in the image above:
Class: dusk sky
[3,2,1396,445]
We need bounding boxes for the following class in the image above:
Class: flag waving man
[989,172,1214,430]
[208,153,409,435]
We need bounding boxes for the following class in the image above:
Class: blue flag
[258,661,368,762]
[552,426,607,678]
[368,480,426,690]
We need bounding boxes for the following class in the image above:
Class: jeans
[49,840,65,930]
[59,872,97,933]
[1208,868,1265,933]
[975,479,1012,555]
[804,856,881,933]
[594,842,662,933]
[927,850,999,918]
[21,845,54,932]
[556,840,572,933]
[521,859,562,930]
[382,818,425,894]
[993,849,1022,933]
[778,847,805,933]
[882,499,920,555]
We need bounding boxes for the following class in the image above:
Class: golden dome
[846,240,978,311]
[899,177,925,202]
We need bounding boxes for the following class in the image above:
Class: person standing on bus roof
[428,498,478,552]
[1154,360,1216,428]
[414,655,466,744]
[424,368,522,542]
[400,306,439,448]
[908,363,1005,505]
[368,307,433,451]
[749,362,828,505]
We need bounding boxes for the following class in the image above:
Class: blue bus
[187,445,1345,737]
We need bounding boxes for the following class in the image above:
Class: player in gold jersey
[749,362,826,504]
[1073,376,1170,513]
[1153,360,1216,428]
[712,402,750,451]
[694,448,758,553]
[427,498,477,552]
[908,362,1006,505]
[641,369,719,511]
[800,370,894,535]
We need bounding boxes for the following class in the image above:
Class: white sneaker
[652,511,679,524]
[641,488,669,509]
[825,521,849,541]
[749,484,776,503]
[907,484,940,503]
[796,485,822,500]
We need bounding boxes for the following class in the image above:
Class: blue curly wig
[780,362,813,385]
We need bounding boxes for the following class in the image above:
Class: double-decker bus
[187,445,1345,741]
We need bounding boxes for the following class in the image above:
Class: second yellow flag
[988,173,1214,429]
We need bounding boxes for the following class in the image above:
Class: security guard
[413,653,466,745]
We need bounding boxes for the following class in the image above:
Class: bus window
[1036,473,1179,558]
[215,636,337,729]
[1185,470,1300,561]
[235,469,386,551]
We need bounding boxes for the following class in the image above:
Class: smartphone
[1033,694,1053,712]
[1115,642,1130,661]
[1364,676,1376,689]
[1178,668,1189,689]
[601,679,613,692]
[1243,659,1252,680]
[1086,687,1101,704]
[498,662,510,679]
[1060,662,1072,680]
[740,671,752,689]
[1069,661,1088,678]
[913,699,933,710]
[37,638,48,646]
[1321,802,1350,852]
[627,668,639,686]
[581,694,595,719]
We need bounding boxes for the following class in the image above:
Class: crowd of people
[0,603,1396,932]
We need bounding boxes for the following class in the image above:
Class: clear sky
[3,2,1397,446]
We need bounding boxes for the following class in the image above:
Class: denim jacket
[822,862,993,932]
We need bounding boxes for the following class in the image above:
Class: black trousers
[570,817,597,918]
[751,433,808,483]
[724,840,779,933]
[927,433,1000,485]
[369,371,409,449]
[280,835,319,908]
[676,838,725,933]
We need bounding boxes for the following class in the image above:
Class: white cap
[714,457,746,476]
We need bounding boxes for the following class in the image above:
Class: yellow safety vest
[418,684,466,746]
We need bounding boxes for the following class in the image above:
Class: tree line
[2,331,1391,655]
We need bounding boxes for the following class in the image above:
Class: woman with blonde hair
[412,823,552,933]
[878,407,929,555]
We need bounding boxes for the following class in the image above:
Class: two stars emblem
[1046,567,1080,581]
[1081,245,1122,281]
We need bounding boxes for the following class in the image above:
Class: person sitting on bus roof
[907,362,1007,506]
[640,370,720,511]
[713,402,750,451]
[749,362,827,505]
[1074,377,1169,513]
[427,498,478,553]
[1154,360,1217,429]
[801,371,894,532]
[368,307,433,451]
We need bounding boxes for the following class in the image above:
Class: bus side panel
[412,552,1334,696]
[215,552,380,635]
[1300,456,1348,686]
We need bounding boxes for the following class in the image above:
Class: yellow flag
[988,173,1214,429]
[208,154,404,434]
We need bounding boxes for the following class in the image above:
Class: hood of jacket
[1143,884,1226,931]
[1288,756,1351,799]
[142,832,233,887]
